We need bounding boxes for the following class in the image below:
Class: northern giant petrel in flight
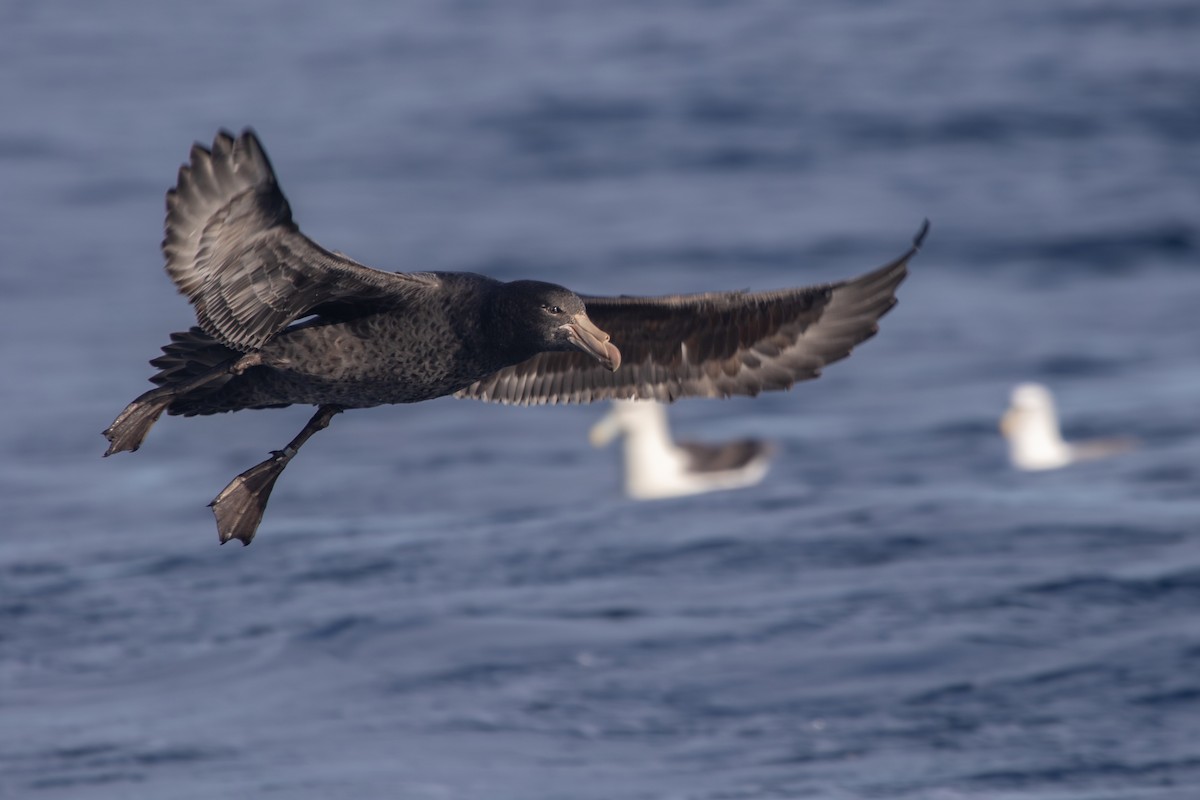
[103,129,928,545]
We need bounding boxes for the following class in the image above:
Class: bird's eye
[542,304,563,315]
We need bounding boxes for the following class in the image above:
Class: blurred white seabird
[1000,382,1135,471]
[589,400,773,499]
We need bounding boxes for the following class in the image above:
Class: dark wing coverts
[163,129,437,351]
[458,222,927,405]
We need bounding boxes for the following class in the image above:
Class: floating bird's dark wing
[677,440,773,473]
[1071,437,1139,463]
[163,129,438,351]
[457,221,926,405]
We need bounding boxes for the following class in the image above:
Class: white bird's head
[1000,382,1072,470]
[589,399,669,447]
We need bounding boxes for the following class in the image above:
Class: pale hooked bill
[589,400,773,499]
[1000,382,1136,471]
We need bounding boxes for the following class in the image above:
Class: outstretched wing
[163,128,438,351]
[456,221,926,405]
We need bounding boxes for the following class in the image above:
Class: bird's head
[1000,382,1060,441]
[496,281,621,371]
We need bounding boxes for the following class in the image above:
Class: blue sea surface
[2,1,1199,797]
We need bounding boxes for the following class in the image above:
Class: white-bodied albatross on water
[103,129,928,545]
[589,400,773,500]
[1000,382,1136,471]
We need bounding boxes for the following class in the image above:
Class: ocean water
[2,1,1199,797]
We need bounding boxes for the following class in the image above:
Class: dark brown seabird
[103,129,928,545]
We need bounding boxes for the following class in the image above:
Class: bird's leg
[209,405,343,546]
[103,352,264,456]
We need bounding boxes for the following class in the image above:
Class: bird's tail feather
[102,328,245,454]
[148,326,240,390]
